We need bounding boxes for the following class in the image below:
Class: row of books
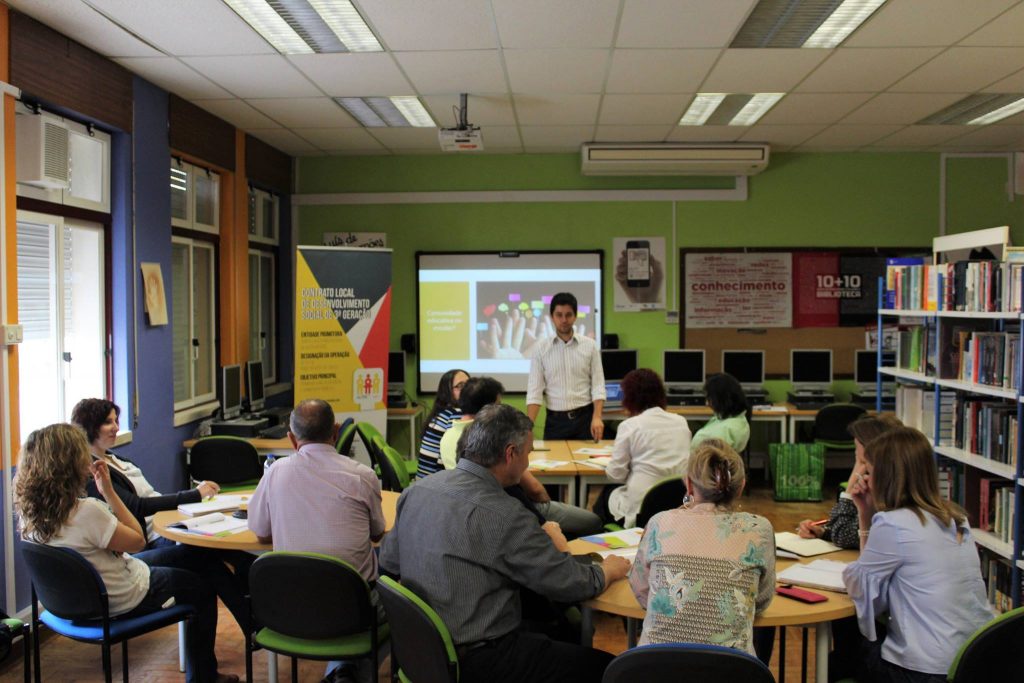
[951,396,1019,467]
[895,325,936,376]
[885,257,1024,313]
[979,552,1016,614]
[979,478,1016,545]
[895,386,954,444]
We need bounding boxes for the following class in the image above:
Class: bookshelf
[878,225,1023,610]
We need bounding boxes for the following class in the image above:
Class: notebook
[177,494,249,517]
[774,531,842,557]
[580,528,643,549]
[168,512,248,537]
[777,559,849,593]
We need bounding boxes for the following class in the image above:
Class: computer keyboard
[259,424,289,439]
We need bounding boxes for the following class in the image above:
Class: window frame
[170,158,220,235]
[248,247,277,385]
[248,185,279,246]
[171,234,218,416]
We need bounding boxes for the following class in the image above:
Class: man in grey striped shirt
[526,292,607,441]
[380,403,630,683]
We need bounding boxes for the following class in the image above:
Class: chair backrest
[188,436,263,486]
[21,542,107,621]
[377,577,458,683]
[381,445,411,491]
[603,643,774,683]
[336,419,357,456]
[249,552,376,640]
[356,422,385,466]
[812,403,867,445]
[370,435,404,492]
[636,477,687,528]
[948,606,1024,682]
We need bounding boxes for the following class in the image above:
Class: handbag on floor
[768,443,825,502]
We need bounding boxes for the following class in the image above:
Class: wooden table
[530,440,579,504]
[569,538,857,683]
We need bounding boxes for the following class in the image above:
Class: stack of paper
[532,440,550,452]
[777,559,849,593]
[177,494,249,517]
[574,446,613,456]
[168,513,248,537]
[580,528,643,549]
[529,459,566,471]
[774,531,842,557]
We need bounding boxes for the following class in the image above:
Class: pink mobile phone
[776,586,828,603]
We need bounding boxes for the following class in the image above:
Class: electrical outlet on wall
[2,324,24,345]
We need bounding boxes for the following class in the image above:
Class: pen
[810,518,829,526]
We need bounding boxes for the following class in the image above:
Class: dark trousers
[122,563,219,683]
[544,405,594,440]
[862,637,947,683]
[458,630,613,683]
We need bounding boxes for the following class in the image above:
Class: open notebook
[777,559,849,593]
[774,531,842,557]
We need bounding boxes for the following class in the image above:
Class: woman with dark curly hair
[601,368,691,527]
[690,373,750,452]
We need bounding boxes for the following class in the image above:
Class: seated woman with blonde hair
[628,438,774,654]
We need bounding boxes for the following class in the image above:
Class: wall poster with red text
[684,253,792,328]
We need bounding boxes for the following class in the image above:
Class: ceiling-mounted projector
[439,93,483,152]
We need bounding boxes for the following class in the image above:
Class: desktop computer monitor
[246,360,265,413]
[601,349,638,382]
[790,349,833,392]
[220,364,242,420]
[855,350,896,390]
[721,350,765,389]
[663,350,705,389]
[388,351,406,391]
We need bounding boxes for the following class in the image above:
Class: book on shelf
[886,259,1024,313]
[979,551,1015,614]
[951,396,1018,467]
[885,256,926,309]
[895,387,955,444]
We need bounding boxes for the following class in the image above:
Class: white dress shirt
[606,407,691,527]
[526,333,606,411]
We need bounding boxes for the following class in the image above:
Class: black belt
[547,404,593,419]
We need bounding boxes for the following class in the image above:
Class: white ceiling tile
[421,94,517,126]
[181,56,321,98]
[599,94,688,125]
[504,50,609,93]
[617,0,758,48]
[246,98,357,128]
[801,125,904,147]
[394,51,507,94]
[840,94,968,124]
[293,128,385,151]
[6,0,162,57]
[605,50,720,94]
[982,67,1024,92]
[701,49,831,93]
[796,48,943,93]
[758,93,874,125]
[868,125,976,147]
[889,47,1024,92]
[493,0,620,48]
[288,53,413,97]
[368,127,446,151]
[946,125,1024,148]
[192,98,280,130]
[846,0,1017,47]
[114,57,231,99]
[594,125,674,142]
[358,0,497,50]
[520,125,595,151]
[665,125,745,142]
[88,0,276,56]
[474,126,523,149]
[738,125,827,147]
[962,3,1024,46]
[514,94,601,125]
[247,129,321,156]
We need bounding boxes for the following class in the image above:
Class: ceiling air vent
[580,143,770,176]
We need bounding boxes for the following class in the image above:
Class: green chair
[377,576,458,683]
[336,420,357,456]
[0,616,31,683]
[371,435,410,492]
[947,606,1024,682]
[381,444,412,491]
[187,435,262,492]
[812,403,867,451]
[244,552,389,683]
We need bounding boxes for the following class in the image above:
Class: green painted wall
[295,151,1022,411]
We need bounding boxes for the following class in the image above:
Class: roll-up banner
[295,246,392,459]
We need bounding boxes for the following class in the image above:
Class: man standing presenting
[380,404,629,683]
[527,292,606,440]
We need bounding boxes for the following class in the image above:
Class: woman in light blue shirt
[690,373,749,453]
[842,427,993,683]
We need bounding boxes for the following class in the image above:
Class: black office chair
[187,435,263,491]
[378,576,459,683]
[636,477,687,528]
[812,403,867,451]
[947,606,1024,682]
[22,542,194,683]
[602,643,774,683]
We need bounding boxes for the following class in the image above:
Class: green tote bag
[769,443,825,502]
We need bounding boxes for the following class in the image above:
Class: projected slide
[418,252,602,392]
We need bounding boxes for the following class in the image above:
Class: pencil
[809,518,829,526]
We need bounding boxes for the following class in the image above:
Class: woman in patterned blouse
[628,438,775,655]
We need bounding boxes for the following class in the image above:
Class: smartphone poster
[613,237,666,311]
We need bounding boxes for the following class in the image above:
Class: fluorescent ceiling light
[225,0,381,53]
[918,94,1024,125]
[335,97,436,128]
[679,93,784,126]
[732,0,887,48]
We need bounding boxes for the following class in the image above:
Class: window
[16,211,106,436]
[248,186,279,244]
[171,237,216,412]
[170,158,220,234]
[249,249,276,383]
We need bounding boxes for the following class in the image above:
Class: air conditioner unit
[580,142,770,176]
[16,113,69,189]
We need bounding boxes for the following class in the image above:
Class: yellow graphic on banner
[294,252,374,412]
[420,281,470,361]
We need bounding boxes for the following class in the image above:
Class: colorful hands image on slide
[475,284,597,359]
[615,249,663,304]
[478,307,552,359]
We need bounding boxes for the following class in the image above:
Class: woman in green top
[691,373,750,452]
